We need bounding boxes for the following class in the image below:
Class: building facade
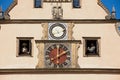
[0,0,120,80]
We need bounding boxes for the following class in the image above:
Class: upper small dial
[49,23,67,40]
[52,26,65,37]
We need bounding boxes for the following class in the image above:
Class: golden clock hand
[51,50,68,61]
[56,45,59,64]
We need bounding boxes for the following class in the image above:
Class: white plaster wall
[0,74,120,80]
[0,23,120,69]
[9,0,107,19]
[73,23,120,68]
[0,24,42,68]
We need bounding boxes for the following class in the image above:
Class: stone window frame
[83,37,101,57]
[16,37,34,57]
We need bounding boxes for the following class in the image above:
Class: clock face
[49,23,67,40]
[45,44,71,68]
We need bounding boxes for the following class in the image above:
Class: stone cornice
[0,19,120,24]
[0,68,120,74]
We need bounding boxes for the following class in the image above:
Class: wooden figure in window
[87,43,96,54]
[19,40,31,56]
[21,43,30,54]
[85,40,99,56]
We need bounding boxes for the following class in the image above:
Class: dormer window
[34,0,42,8]
[73,0,80,8]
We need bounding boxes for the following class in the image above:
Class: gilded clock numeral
[45,51,50,55]
[51,46,54,49]
[60,44,64,49]
[66,57,71,60]
[54,64,57,68]
[66,59,70,63]
[66,51,70,55]
[45,57,50,60]
[58,64,63,68]
[63,62,68,66]
[48,61,52,65]
[60,44,68,51]
[53,44,56,48]
[63,46,68,51]
[48,47,52,51]
[46,59,51,63]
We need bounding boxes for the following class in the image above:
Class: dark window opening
[19,40,32,56]
[73,0,80,8]
[85,40,97,55]
[34,0,42,8]
[84,37,100,56]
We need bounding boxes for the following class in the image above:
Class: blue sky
[0,0,13,11]
[0,0,120,19]
[101,0,120,19]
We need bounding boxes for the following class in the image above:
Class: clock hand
[51,50,68,61]
[58,29,65,35]
[54,28,64,34]
[52,30,60,35]
[60,29,65,32]
[55,28,59,34]
[56,45,59,64]
[57,30,59,34]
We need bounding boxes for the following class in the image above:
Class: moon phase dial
[45,44,71,68]
[48,23,67,40]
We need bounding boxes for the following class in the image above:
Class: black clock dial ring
[49,23,67,39]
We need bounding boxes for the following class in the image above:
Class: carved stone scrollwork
[68,23,75,40]
[71,42,80,68]
[41,23,48,40]
[36,43,45,68]
[76,42,81,68]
